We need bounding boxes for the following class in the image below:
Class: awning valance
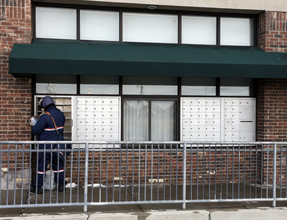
[9,39,287,78]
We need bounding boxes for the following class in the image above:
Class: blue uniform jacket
[32,105,65,147]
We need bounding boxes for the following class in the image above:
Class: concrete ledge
[89,213,137,220]
[0,213,87,220]
[210,208,287,220]
[145,210,210,220]
[89,210,209,220]
[2,208,287,220]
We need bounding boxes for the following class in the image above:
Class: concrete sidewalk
[1,200,287,220]
[1,207,287,220]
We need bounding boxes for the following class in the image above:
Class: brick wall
[258,12,287,52]
[257,11,287,142]
[257,79,287,141]
[0,0,32,141]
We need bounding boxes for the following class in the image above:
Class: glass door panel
[123,100,149,141]
[151,101,175,141]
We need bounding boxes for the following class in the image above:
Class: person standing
[30,96,66,194]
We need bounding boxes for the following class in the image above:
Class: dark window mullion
[178,13,182,44]
[119,10,123,42]
[77,8,80,40]
[148,100,152,141]
[77,75,80,95]
[216,78,220,96]
[217,15,220,45]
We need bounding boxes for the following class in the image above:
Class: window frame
[122,97,179,141]
[32,3,257,46]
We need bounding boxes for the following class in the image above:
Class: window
[220,17,254,46]
[182,16,216,45]
[123,100,176,141]
[80,10,119,41]
[123,12,178,43]
[35,6,256,46]
[80,75,119,95]
[220,78,253,96]
[35,7,77,39]
[36,75,77,94]
[181,78,216,96]
[123,77,178,95]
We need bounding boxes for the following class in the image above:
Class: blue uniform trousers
[33,148,65,189]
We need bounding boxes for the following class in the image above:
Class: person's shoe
[30,186,43,194]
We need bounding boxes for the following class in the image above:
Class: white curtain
[124,100,149,141]
[124,100,175,141]
[151,101,175,141]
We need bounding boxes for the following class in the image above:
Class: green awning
[9,39,287,78]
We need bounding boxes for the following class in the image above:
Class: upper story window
[182,16,217,45]
[34,6,256,46]
[220,17,254,46]
[123,12,178,44]
[80,10,119,41]
[35,7,77,40]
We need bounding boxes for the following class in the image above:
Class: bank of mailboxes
[75,97,120,141]
[181,98,256,142]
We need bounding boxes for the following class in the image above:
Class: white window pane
[181,77,216,96]
[36,7,77,39]
[124,101,149,141]
[80,75,119,94]
[123,76,178,95]
[123,85,177,95]
[220,86,250,96]
[151,101,175,141]
[182,16,216,45]
[220,17,254,46]
[80,85,119,94]
[220,78,252,96]
[80,10,119,41]
[123,12,178,43]
[182,86,216,96]
[36,83,77,94]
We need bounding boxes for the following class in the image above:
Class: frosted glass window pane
[36,83,77,94]
[151,101,175,141]
[220,78,252,96]
[220,17,254,46]
[80,10,119,41]
[182,16,216,45]
[36,74,77,94]
[123,12,178,43]
[80,75,119,94]
[36,7,76,39]
[124,100,149,141]
[123,85,177,95]
[123,76,178,95]
[181,77,216,96]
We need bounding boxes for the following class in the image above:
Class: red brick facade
[258,12,287,52]
[0,2,287,191]
[257,11,287,141]
[0,4,286,142]
[0,0,32,141]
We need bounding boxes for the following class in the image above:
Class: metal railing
[0,141,287,211]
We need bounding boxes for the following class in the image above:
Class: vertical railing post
[273,143,277,207]
[182,142,187,210]
[84,142,89,212]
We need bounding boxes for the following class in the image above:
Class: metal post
[273,144,277,207]
[83,143,89,212]
[182,143,187,210]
